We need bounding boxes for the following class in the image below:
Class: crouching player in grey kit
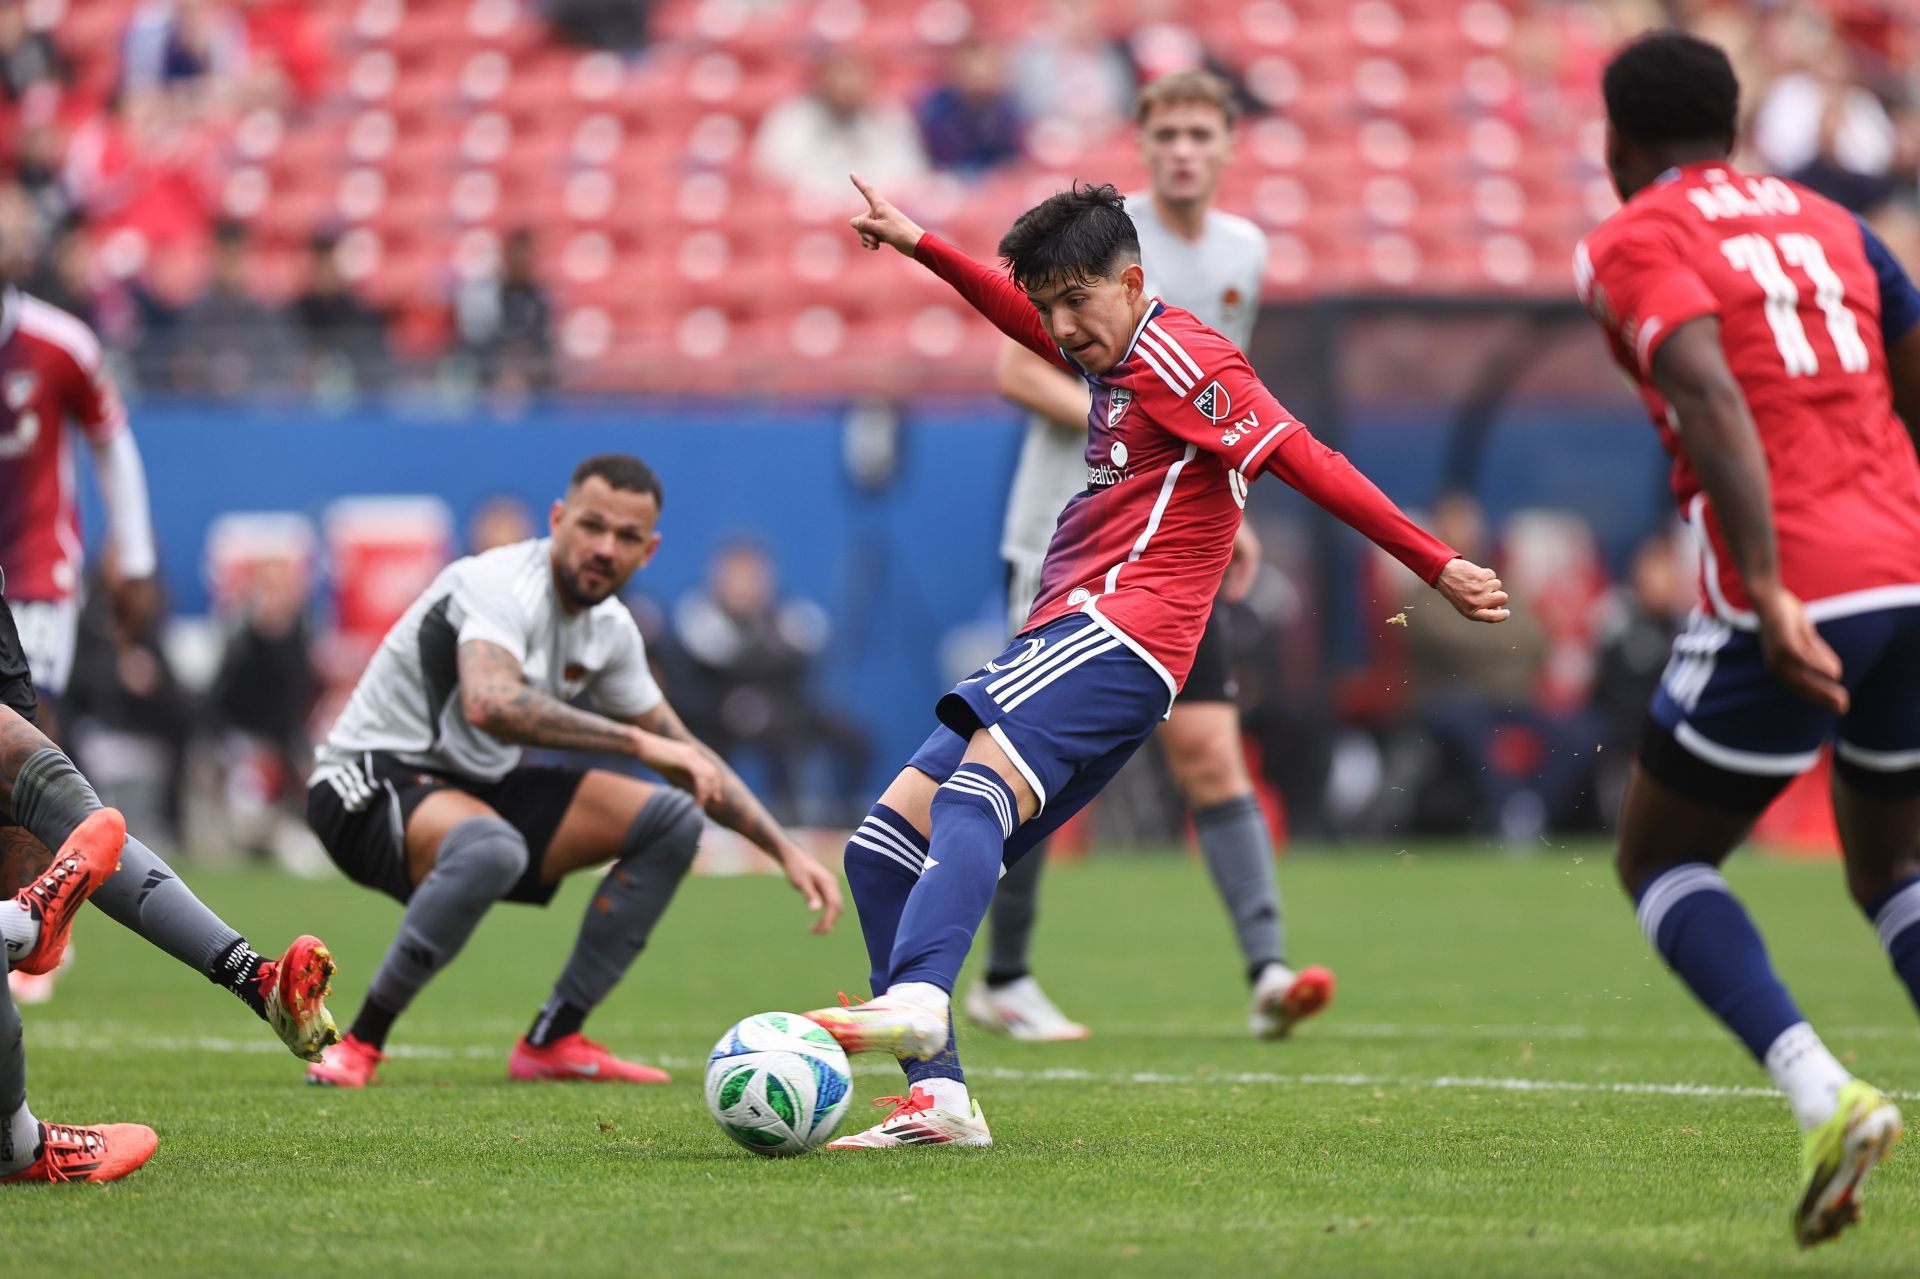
[305,454,842,1086]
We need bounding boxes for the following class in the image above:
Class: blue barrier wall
[77,397,1669,790]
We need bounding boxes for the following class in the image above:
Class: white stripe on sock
[1874,882,1920,952]
[942,773,1014,839]
[847,832,926,877]
[854,818,927,869]
[1635,863,1729,946]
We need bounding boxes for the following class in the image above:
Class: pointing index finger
[849,172,880,210]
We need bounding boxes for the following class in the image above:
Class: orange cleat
[12,809,124,977]
[1251,963,1336,1040]
[306,1033,384,1088]
[508,1033,671,1084]
[260,935,340,1063]
[0,1122,157,1184]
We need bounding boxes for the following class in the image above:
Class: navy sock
[887,765,1017,993]
[844,805,963,1087]
[1636,863,1805,1063]
[1864,874,1920,1017]
[844,805,929,999]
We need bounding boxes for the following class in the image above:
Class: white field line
[22,1026,1920,1104]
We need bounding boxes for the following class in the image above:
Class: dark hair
[571,453,663,506]
[996,183,1140,292]
[1602,31,1739,150]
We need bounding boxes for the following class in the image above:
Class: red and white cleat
[0,1122,158,1184]
[1251,963,1335,1040]
[826,1088,992,1150]
[260,935,339,1063]
[306,1033,385,1088]
[11,809,124,977]
[8,944,74,1006]
[964,976,1091,1042]
[508,1033,671,1084]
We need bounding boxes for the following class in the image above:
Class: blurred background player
[1578,31,1920,1249]
[813,177,1507,1149]
[981,69,1331,1043]
[304,454,840,1088]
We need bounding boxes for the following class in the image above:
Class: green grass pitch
[5,846,1918,1277]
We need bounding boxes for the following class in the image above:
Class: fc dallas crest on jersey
[1107,386,1133,428]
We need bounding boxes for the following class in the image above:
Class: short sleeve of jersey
[1858,216,1920,345]
[1136,334,1300,476]
[451,564,530,662]
[587,609,665,718]
[1575,218,1719,376]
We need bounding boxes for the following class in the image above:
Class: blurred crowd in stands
[0,0,1914,397]
[4,0,1912,856]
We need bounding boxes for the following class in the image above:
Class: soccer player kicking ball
[983,69,1331,1045]
[809,175,1509,1148]
[305,454,840,1087]
[1578,32,1920,1248]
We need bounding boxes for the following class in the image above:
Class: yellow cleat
[1795,1079,1902,1248]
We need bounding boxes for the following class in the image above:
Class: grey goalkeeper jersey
[999,195,1269,570]
[312,538,662,785]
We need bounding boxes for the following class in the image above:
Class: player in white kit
[971,71,1334,1042]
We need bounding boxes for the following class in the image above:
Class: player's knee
[633,789,703,874]
[1169,740,1246,808]
[440,816,530,892]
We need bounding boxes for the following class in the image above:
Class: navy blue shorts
[906,611,1172,864]
[1646,605,1920,808]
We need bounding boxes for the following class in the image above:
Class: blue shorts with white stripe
[1648,604,1920,798]
[905,611,1169,866]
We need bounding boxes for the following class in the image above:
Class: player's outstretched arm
[849,174,1069,369]
[457,639,722,805]
[1652,317,1847,712]
[629,698,842,934]
[1260,429,1509,623]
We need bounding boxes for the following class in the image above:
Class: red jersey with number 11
[1575,162,1920,625]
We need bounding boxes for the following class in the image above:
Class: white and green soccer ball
[705,1012,853,1157]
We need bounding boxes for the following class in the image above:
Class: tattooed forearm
[0,824,52,895]
[0,706,60,812]
[639,701,787,856]
[457,640,639,755]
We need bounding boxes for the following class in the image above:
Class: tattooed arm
[457,640,721,805]
[631,698,843,932]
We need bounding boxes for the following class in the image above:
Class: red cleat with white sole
[1251,963,1336,1040]
[259,935,340,1062]
[508,1033,671,1084]
[0,1122,157,1184]
[11,809,124,977]
[306,1033,385,1088]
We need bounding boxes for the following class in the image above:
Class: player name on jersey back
[1576,162,1920,627]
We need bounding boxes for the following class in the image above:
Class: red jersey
[1575,162,1920,625]
[917,234,1456,694]
[0,289,130,602]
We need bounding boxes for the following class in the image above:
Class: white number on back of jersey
[1720,232,1869,377]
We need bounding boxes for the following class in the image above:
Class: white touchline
[24,1028,1919,1103]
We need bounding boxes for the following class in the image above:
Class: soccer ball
[705,1012,853,1156]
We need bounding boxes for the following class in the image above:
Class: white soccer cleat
[826,1087,993,1149]
[1250,963,1336,1040]
[964,976,1090,1042]
[805,994,949,1060]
